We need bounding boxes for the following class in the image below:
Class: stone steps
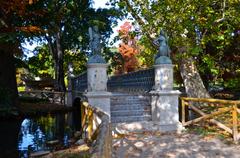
[110,94,151,123]
[111,115,152,123]
[111,109,151,117]
[111,104,150,111]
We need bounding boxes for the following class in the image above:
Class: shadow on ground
[112,123,240,158]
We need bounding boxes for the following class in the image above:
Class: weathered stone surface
[86,61,111,117]
[88,54,106,64]
[150,90,182,132]
[86,91,111,117]
[87,63,108,92]
[154,64,173,91]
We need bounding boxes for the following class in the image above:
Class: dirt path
[112,122,240,158]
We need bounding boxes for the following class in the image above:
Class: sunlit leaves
[116,21,140,73]
[28,44,54,78]
[111,0,240,89]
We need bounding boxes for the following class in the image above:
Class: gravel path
[112,122,240,158]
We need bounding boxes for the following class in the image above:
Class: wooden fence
[181,97,240,142]
[80,101,112,158]
[19,90,65,105]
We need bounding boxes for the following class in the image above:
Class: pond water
[0,111,81,158]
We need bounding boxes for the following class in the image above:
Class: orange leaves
[118,43,139,73]
[118,43,138,59]
[16,26,44,34]
[118,21,132,35]
[116,21,140,73]
[0,0,38,16]
[0,0,47,35]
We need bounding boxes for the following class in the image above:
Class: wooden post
[232,104,238,142]
[81,104,85,126]
[181,99,186,126]
[88,109,94,140]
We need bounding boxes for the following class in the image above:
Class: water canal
[0,111,82,158]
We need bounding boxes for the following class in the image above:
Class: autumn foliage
[115,22,139,74]
[0,0,44,34]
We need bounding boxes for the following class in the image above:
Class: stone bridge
[67,61,182,132]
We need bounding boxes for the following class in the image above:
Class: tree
[28,45,55,78]
[0,0,43,107]
[30,0,118,91]
[0,0,119,107]
[117,21,140,73]
[27,44,88,80]
[110,0,240,98]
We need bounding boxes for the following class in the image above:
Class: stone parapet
[108,68,154,93]
[85,91,112,117]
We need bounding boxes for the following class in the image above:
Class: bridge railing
[80,101,111,158]
[19,90,65,105]
[71,68,155,94]
[71,71,87,93]
[107,68,155,93]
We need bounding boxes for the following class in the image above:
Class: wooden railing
[19,90,65,105]
[80,101,111,158]
[181,97,240,142]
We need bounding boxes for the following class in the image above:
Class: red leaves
[116,22,139,74]
[118,21,132,35]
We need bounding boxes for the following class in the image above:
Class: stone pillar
[86,62,111,117]
[86,25,111,117]
[151,62,182,132]
[154,64,173,91]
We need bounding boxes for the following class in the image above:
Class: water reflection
[18,112,76,158]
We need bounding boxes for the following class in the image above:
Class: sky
[93,0,109,9]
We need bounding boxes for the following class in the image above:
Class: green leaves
[190,46,203,56]
[28,44,54,78]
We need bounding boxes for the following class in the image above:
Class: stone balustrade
[71,71,87,92]
[107,68,155,93]
[71,68,155,94]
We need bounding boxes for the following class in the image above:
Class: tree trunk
[0,43,18,107]
[46,33,66,92]
[55,32,66,92]
[180,57,210,98]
